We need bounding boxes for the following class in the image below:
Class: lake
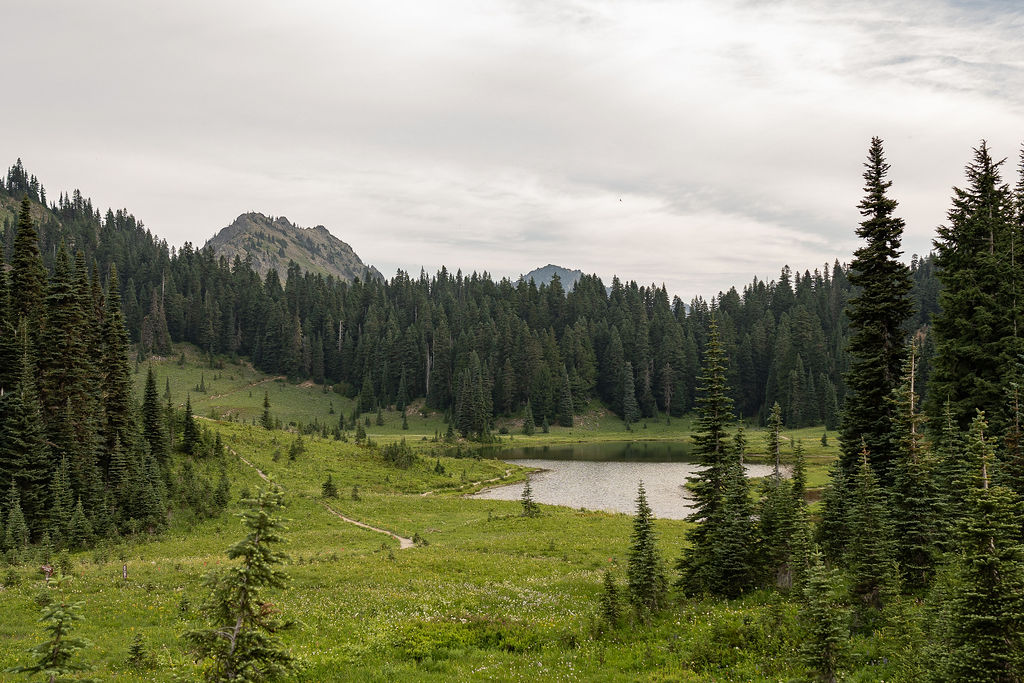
[472,441,778,520]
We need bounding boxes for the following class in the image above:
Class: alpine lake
[472,441,777,519]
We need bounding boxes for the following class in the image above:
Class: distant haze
[4,1,1022,298]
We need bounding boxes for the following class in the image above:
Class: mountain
[205,212,381,281]
[519,264,586,290]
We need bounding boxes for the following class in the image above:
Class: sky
[4,0,1023,299]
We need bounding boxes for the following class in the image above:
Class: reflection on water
[472,442,777,520]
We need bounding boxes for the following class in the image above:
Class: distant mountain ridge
[519,264,586,290]
[205,212,381,281]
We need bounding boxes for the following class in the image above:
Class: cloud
[3,0,1022,298]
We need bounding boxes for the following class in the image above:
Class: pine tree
[260,391,273,430]
[944,451,1024,681]
[627,482,666,613]
[711,459,759,596]
[4,573,92,681]
[600,570,621,626]
[67,498,93,550]
[4,482,29,551]
[141,367,168,466]
[841,137,914,488]
[621,362,640,426]
[321,474,338,499]
[182,394,200,454]
[520,478,538,517]
[50,456,74,546]
[847,449,895,611]
[186,484,294,681]
[677,319,735,593]
[0,342,51,538]
[101,263,136,455]
[890,343,940,591]
[9,196,47,331]
[522,400,535,436]
[556,365,574,427]
[799,551,848,683]
[930,141,1018,431]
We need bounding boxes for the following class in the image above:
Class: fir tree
[944,451,1024,682]
[847,449,896,611]
[930,141,1018,431]
[799,551,848,683]
[140,367,168,466]
[49,457,74,546]
[556,364,574,427]
[889,343,940,591]
[4,482,29,551]
[67,498,93,550]
[186,484,294,681]
[522,400,535,436]
[4,573,93,681]
[9,196,47,331]
[627,482,666,613]
[260,391,273,430]
[321,474,338,499]
[182,394,200,455]
[621,362,640,426]
[711,459,759,596]
[520,478,538,517]
[600,569,621,626]
[841,137,914,488]
[101,263,136,455]
[677,319,735,593]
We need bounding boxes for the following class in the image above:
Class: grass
[0,346,865,681]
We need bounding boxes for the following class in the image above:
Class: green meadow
[0,350,860,681]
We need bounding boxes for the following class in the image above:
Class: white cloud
[3,0,1022,298]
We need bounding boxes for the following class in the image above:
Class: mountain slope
[519,264,585,290]
[205,212,381,281]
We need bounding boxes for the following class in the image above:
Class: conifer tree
[621,362,640,426]
[944,449,1024,681]
[930,141,1018,431]
[816,463,848,564]
[711,459,759,596]
[847,450,895,611]
[67,498,93,550]
[520,478,538,517]
[677,319,735,593]
[841,137,914,487]
[182,394,200,454]
[50,456,74,546]
[0,264,16,394]
[600,569,621,626]
[627,482,666,612]
[0,343,51,537]
[889,343,940,591]
[522,400,535,436]
[4,482,29,551]
[260,391,273,430]
[556,365,574,427]
[186,484,294,681]
[321,474,338,499]
[101,263,136,455]
[10,196,47,331]
[4,573,93,681]
[799,551,848,683]
[141,367,168,466]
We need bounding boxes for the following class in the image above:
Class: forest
[1,136,1024,681]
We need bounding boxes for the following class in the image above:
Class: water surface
[473,442,777,520]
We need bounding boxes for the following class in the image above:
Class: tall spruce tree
[840,137,914,488]
[101,263,136,456]
[930,141,1018,431]
[677,318,739,594]
[846,449,896,611]
[141,367,168,466]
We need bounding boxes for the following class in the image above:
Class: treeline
[0,196,230,556]
[1,160,940,432]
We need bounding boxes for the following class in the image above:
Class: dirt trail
[421,469,514,497]
[202,422,415,550]
[322,503,415,549]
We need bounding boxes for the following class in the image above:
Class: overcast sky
[5,0,1023,298]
